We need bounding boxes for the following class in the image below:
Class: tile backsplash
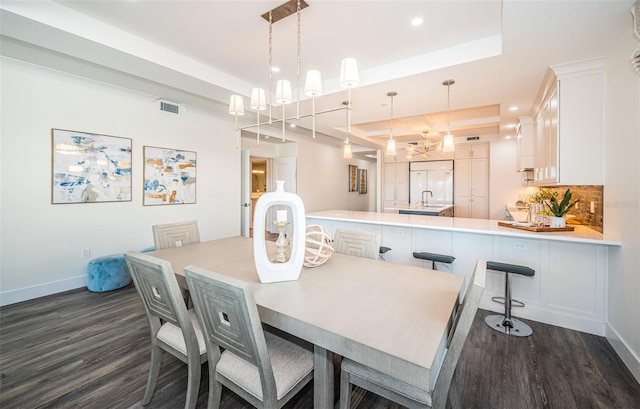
[538,185,603,232]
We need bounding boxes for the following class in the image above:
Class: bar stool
[379,246,392,261]
[412,252,455,271]
[484,261,535,337]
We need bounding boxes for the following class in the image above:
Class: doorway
[250,157,269,237]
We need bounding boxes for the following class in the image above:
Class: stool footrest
[490,296,525,308]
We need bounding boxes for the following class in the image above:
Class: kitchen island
[385,204,454,217]
[306,210,621,336]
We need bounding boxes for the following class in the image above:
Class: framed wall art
[348,164,359,192]
[359,169,367,194]
[143,146,196,205]
[51,129,132,204]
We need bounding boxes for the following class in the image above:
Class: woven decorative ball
[304,224,334,268]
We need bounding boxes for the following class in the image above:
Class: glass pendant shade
[386,138,397,155]
[304,70,323,97]
[275,80,293,104]
[340,58,360,88]
[250,88,267,110]
[228,95,245,115]
[442,133,455,152]
[343,143,353,158]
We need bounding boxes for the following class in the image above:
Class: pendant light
[442,79,456,153]
[343,101,352,158]
[385,91,397,155]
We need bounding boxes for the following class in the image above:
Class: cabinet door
[454,159,471,218]
[384,163,397,201]
[395,162,409,202]
[545,89,559,184]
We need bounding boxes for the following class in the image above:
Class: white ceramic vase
[252,180,306,283]
[550,216,566,228]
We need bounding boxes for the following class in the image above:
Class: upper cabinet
[531,58,605,186]
[516,116,534,171]
[455,143,489,159]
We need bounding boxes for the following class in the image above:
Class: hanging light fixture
[342,101,352,158]
[442,79,456,152]
[250,88,266,145]
[406,131,442,158]
[385,91,397,156]
[228,0,359,149]
[228,94,245,148]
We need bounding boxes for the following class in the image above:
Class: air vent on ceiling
[159,100,180,115]
[467,136,480,141]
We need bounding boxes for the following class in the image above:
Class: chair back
[124,251,197,344]
[184,265,276,392]
[334,229,381,260]
[431,260,486,408]
[152,220,200,249]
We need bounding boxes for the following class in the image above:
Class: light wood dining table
[149,236,464,409]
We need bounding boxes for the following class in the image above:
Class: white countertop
[306,210,621,246]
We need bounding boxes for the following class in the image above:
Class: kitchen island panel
[306,210,618,336]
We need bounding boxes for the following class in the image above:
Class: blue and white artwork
[52,129,132,203]
[143,146,196,205]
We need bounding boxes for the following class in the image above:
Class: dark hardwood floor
[1,284,639,409]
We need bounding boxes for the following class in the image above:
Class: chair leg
[209,377,223,409]
[339,368,352,409]
[184,358,201,409]
[143,346,163,405]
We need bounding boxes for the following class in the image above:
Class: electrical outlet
[513,242,527,250]
[82,248,91,259]
[394,229,405,237]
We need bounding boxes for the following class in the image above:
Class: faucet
[421,190,433,206]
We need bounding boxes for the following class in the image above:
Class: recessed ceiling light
[411,17,423,26]
[289,123,296,128]
[271,66,280,73]
[505,135,513,139]
[509,106,518,111]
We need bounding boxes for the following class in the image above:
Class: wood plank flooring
[1,284,639,409]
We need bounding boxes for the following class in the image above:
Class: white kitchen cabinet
[516,116,534,171]
[454,143,489,219]
[532,59,604,186]
[383,162,409,212]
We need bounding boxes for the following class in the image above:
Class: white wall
[0,58,241,305]
[296,142,376,213]
[603,27,640,381]
[489,139,527,219]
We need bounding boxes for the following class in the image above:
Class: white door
[240,150,251,237]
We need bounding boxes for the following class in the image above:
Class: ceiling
[1,0,636,157]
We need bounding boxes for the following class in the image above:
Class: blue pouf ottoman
[87,254,132,292]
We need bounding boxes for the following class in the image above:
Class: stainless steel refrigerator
[409,160,454,205]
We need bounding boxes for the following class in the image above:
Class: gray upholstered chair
[152,220,201,249]
[124,251,207,409]
[184,265,314,409]
[339,260,487,409]
[333,229,381,260]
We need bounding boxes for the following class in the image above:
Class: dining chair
[333,229,381,260]
[184,265,314,409]
[152,220,201,249]
[124,251,207,409]
[339,260,487,409]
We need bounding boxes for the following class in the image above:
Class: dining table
[149,236,464,409]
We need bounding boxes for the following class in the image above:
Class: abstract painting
[348,164,358,192]
[143,146,196,205]
[359,169,367,194]
[51,129,132,204]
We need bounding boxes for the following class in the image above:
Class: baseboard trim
[606,323,640,384]
[480,296,606,336]
[0,275,86,306]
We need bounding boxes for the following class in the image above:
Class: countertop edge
[306,210,621,246]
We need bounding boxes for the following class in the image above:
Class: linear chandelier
[227,0,359,151]
[406,131,442,158]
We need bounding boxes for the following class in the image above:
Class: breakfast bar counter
[306,210,621,336]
